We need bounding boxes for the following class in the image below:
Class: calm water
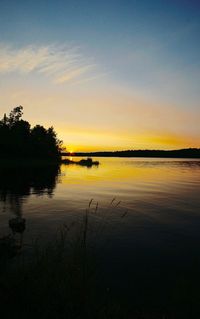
[1,157,200,243]
[1,157,200,304]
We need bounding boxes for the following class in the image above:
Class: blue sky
[0,0,199,150]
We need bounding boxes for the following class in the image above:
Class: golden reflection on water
[60,157,200,185]
[56,157,200,214]
[0,157,200,240]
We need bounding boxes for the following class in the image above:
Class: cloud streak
[0,43,96,84]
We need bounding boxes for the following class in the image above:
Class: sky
[0,0,199,151]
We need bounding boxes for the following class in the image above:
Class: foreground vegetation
[1,201,200,319]
[0,203,127,319]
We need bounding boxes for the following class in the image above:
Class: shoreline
[63,148,200,159]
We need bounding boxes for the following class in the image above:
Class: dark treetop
[0,106,63,160]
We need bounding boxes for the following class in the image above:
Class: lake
[1,157,200,308]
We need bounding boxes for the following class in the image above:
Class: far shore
[63,148,200,159]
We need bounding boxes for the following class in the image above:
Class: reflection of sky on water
[0,157,200,242]
[0,157,200,302]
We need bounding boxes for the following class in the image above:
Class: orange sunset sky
[0,1,199,151]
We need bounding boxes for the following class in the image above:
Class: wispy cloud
[55,65,94,84]
[0,43,97,84]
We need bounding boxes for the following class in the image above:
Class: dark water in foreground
[1,157,200,308]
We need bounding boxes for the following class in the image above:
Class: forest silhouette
[1,106,199,160]
[0,106,62,159]
[71,149,200,158]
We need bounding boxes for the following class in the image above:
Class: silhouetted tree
[0,106,63,159]
[8,105,23,127]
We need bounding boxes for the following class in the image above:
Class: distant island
[63,148,200,158]
[62,157,99,167]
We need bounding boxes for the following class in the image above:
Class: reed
[0,200,128,319]
[0,200,197,318]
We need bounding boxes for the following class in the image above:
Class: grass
[1,200,200,318]
[0,200,127,319]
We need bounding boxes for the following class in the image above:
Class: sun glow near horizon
[0,1,199,151]
[61,131,200,153]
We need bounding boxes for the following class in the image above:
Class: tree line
[70,149,200,158]
[0,106,63,159]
